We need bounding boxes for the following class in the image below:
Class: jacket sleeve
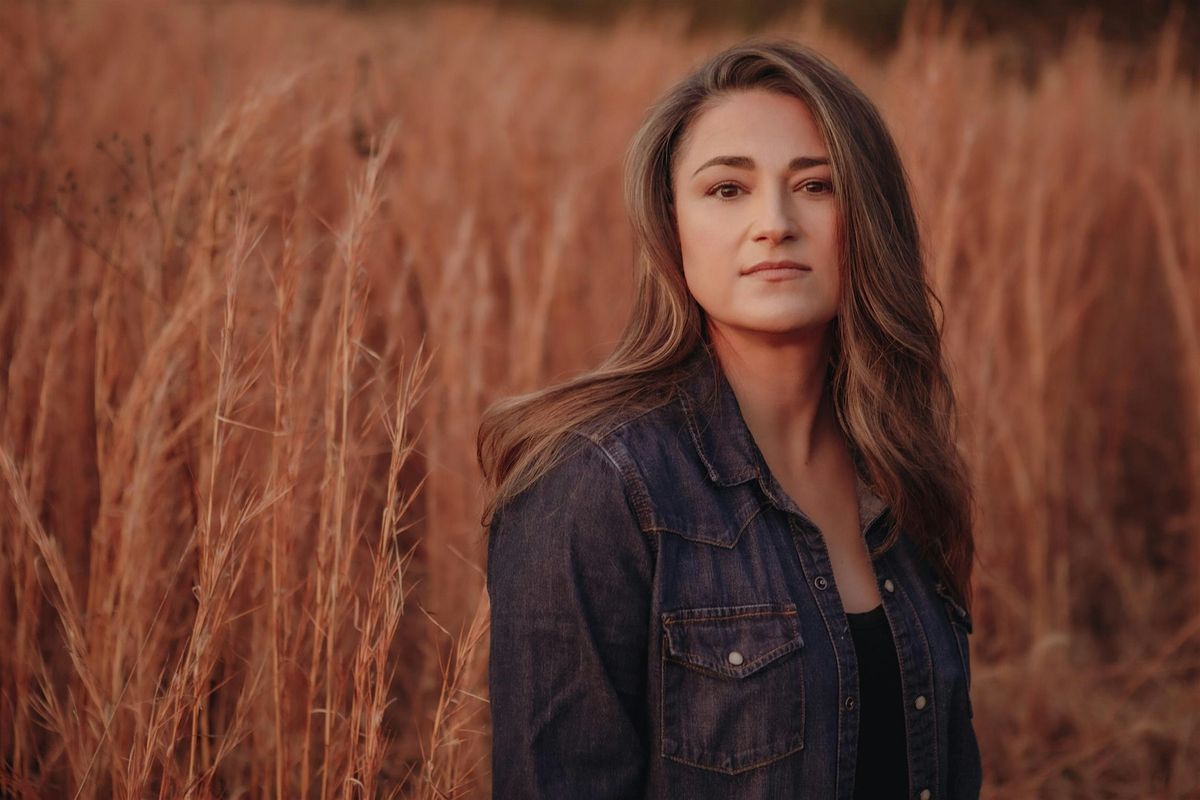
[486,435,655,799]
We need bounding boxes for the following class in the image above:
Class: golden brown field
[1,0,1197,797]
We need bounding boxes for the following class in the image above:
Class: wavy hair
[475,37,977,611]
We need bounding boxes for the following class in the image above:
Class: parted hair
[475,37,977,612]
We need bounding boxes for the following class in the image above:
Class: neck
[707,321,839,472]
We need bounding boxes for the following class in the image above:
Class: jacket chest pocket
[660,603,805,775]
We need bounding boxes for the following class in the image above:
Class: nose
[752,184,798,245]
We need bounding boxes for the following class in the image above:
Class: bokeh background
[2,0,1198,797]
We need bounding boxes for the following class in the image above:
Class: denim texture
[487,352,983,799]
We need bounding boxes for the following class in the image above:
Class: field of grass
[1,0,1197,796]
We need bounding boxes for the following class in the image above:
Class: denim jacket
[486,352,982,799]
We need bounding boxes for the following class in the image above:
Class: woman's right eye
[707,182,743,199]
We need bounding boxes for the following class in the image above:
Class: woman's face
[671,89,841,343]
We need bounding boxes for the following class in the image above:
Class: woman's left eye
[799,180,832,194]
[708,182,743,199]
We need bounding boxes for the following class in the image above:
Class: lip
[742,260,812,276]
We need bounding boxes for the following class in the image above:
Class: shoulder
[572,397,752,547]
[488,426,648,543]
[489,396,694,534]
[486,425,659,602]
[572,394,696,493]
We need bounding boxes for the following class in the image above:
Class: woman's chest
[643,498,974,795]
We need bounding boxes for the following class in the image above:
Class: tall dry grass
[0,0,1197,797]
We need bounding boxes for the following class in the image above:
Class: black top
[846,603,909,798]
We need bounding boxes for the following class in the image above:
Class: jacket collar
[677,348,765,488]
[676,347,890,537]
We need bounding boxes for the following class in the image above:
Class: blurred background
[332,0,1200,70]
[1,0,1197,797]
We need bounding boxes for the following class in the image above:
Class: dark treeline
[303,0,1198,77]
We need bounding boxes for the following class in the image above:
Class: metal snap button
[915,695,927,710]
[727,651,744,666]
[815,576,828,590]
[883,579,895,593]
[844,695,855,710]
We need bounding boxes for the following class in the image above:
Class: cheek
[675,209,706,257]
[675,214,709,280]
[678,231,722,289]
[677,209,732,268]
[677,232,721,311]
[829,210,845,256]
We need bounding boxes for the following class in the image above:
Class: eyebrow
[691,155,830,177]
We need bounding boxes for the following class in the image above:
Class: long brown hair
[475,37,977,611]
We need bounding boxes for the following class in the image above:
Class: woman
[477,37,982,799]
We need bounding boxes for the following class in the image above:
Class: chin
[748,310,836,332]
[724,317,834,340]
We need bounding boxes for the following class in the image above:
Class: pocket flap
[663,604,803,679]
[934,581,974,634]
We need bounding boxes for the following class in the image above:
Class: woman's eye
[706,180,832,199]
[708,182,743,199]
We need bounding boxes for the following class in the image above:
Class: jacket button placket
[787,514,861,800]
[880,567,939,800]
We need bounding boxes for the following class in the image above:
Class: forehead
[677,90,828,168]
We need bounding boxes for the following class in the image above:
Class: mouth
[742,260,812,276]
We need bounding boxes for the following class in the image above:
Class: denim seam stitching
[677,389,760,486]
[662,607,798,624]
[643,499,767,548]
[894,574,940,795]
[942,601,974,719]
[566,429,655,541]
[664,636,803,680]
[659,639,806,774]
[787,513,854,799]
[661,740,806,777]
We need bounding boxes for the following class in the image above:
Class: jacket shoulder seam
[566,429,657,539]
